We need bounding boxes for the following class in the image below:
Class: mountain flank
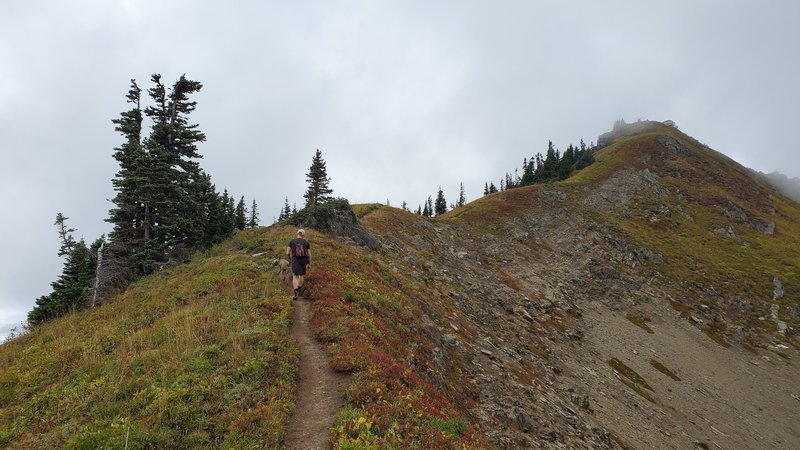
[2,122,799,449]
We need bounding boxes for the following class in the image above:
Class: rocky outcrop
[291,199,380,249]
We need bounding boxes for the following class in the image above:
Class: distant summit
[754,170,800,203]
[597,118,678,149]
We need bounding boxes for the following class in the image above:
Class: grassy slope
[0,230,297,449]
[1,223,488,449]
[287,220,488,449]
[565,126,800,333]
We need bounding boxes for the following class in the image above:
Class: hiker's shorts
[291,257,308,276]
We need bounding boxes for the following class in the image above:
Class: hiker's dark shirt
[288,238,310,260]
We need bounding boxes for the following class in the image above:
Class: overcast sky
[1,1,799,339]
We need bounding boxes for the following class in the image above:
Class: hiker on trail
[287,229,311,300]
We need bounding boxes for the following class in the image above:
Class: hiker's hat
[297,229,305,236]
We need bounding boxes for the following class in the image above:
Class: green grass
[0,229,298,449]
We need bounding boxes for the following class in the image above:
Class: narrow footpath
[284,295,349,450]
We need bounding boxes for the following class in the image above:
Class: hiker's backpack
[293,241,306,258]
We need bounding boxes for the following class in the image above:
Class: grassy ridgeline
[0,228,297,449]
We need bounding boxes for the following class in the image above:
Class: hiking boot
[292,288,299,300]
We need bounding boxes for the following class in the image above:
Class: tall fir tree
[278,196,291,221]
[304,149,333,207]
[107,80,147,265]
[234,196,247,230]
[248,199,259,228]
[457,182,466,207]
[55,213,77,257]
[220,189,235,236]
[434,187,447,216]
[28,217,99,324]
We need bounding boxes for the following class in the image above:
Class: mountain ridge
[2,124,799,449]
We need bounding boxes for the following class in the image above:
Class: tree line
[484,139,595,194]
[403,139,595,218]
[29,75,259,325]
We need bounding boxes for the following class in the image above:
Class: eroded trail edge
[284,296,348,450]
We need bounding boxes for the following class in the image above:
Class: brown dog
[271,258,292,291]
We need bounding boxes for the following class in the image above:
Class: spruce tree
[489,182,498,193]
[107,80,146,262]
[458,182,466,207]
[204,182,230,245]
[559,144,575,179]
[416,205,422,215]
[434,187,447,216]
[249,199,259,228]
[521,157,535,186]
[220,189,235,236]
[304,149,333,207]
[28,217,98,324]
[235,196,247,230]
[54,213,77,257]
[279,196,291,221]
[484,182,489,195]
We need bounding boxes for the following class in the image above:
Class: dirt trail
[284,296,348,450]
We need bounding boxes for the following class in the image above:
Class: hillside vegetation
[2,122,799,449]
[1,232,297,448]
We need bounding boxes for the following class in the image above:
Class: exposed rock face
[584,168,666,213]
[773,277,785,300]
[291,200,380,249]
[657,135,690,155]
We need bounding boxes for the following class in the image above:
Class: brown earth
[284,295,348,450]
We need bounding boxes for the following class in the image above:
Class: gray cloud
[2,0,799,330]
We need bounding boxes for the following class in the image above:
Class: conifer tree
[458,182,466,207]
[434,187,447,216]
[28,217,98,324]
[234,196,247,230]
[219,189,235,236]
[559,144,575,179]
[107,80,146,261]
[55,213,77,257]
[521,156,535,186]
[489,182,498,193]
[304,149,333,207]
[416,205,422,215]
[204,182,230,245]
[248,199,259,228]
[484,182,489,195]
[278,196,291,221]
